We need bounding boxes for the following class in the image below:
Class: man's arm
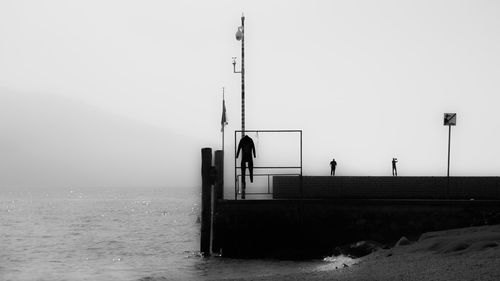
[251,140,256,158]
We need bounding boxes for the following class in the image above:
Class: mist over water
[0,91,201,190]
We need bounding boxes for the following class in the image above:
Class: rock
[395,236,411,247]
[334,240,385,258]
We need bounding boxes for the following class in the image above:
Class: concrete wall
[273,176,500,200]
[213,199,500,258]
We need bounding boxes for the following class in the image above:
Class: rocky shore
[217,224,500,281]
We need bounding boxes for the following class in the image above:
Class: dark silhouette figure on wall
[392,158,398,176]
[237,135,256,199]
[330,158,337,176]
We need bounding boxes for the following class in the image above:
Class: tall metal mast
[233,14,245,136]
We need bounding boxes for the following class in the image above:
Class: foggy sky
[1,0,500,192]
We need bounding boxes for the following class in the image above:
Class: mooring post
[212,150,224,254]
[214,150,224,202]
[201,148,213,256]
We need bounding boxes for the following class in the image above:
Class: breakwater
[211,176,500,258]
[213,197,500,258]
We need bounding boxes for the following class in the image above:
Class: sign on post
[443,113,457,180]
[444,113,457,126]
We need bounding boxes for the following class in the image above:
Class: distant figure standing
[330,158,337,176]
[236,135,256,199]
[392,158,398,176]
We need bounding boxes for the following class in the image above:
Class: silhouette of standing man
[330,158,337,176]
[392,158,398,176]
[237,135,256,199]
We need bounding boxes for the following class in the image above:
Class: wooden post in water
[212,150,224,254]
[214,150,224,201]
[200,148,213,256]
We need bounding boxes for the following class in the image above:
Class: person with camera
[392,158,398,176]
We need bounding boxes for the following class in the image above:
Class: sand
[218,224,500,281]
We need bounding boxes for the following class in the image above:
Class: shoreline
[215,224,500,281]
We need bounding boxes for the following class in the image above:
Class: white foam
[317,254,359,271]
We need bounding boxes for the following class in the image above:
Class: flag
[221,99,228,132]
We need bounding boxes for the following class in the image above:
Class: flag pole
[222,87,225,152]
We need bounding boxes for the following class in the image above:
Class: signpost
[443,113,457,178]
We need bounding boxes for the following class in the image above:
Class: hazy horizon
[1,0,500,192]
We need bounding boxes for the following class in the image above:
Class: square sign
[444,113,457,126]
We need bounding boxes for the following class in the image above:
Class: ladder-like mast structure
[233,15,245,136]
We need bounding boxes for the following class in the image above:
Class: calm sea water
[0,186,345,281]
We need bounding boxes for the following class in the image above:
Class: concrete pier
[211,176,500,258]
[213,198,500,258]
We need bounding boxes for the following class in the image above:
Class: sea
[0,186,351,281]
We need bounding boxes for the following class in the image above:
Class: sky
[1,0,500,194]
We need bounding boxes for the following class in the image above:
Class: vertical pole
[268,174,270,194]
[300,130,303,177]
[241,15,245,137]
[234,131,238,200]
[222,88,225,152]
[447,125,451,198]
[200,148,212,256]
[300,130,303,198]
[447,125,451,177]
[212,150,224,254]
[214,150,224,202]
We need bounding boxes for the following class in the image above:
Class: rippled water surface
[1,187,335,281]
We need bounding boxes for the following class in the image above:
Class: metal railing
[234,130,302,199]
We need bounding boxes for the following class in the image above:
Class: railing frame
[234,129,303,200]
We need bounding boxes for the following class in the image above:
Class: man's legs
[248,160,254,183]
[241,161,247,199]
